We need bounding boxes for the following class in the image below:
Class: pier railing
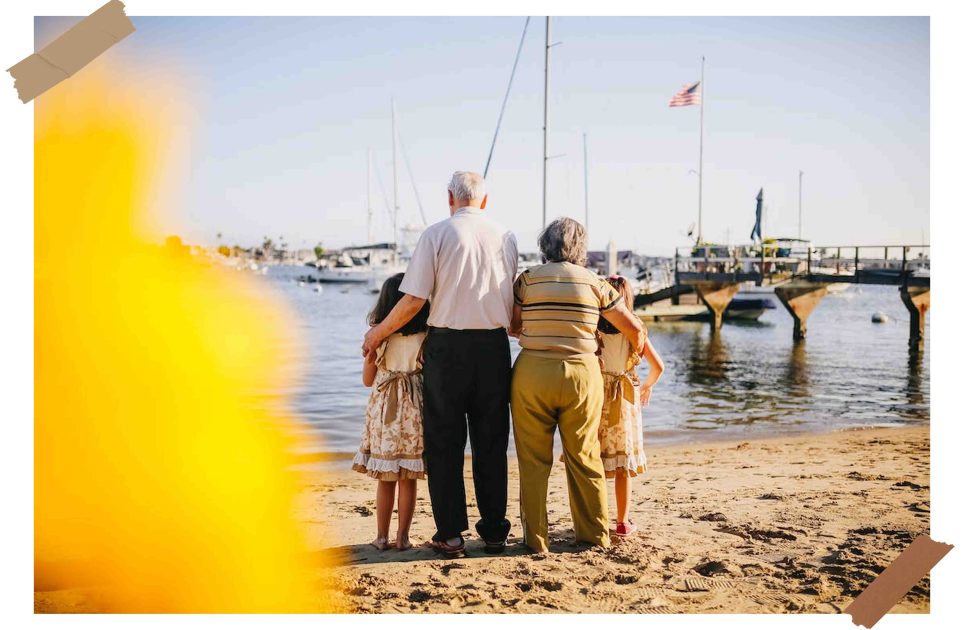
[674,244,930,287]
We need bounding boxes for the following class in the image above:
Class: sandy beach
[35,425,930,614]
[304,425,930,614]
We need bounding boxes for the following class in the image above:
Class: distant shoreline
[290,421,930,468]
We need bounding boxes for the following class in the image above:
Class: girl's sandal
[395,539,413,551]
[370,537,395,551]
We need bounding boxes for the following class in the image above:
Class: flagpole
[698,56,705,245]
[542,16,551,230]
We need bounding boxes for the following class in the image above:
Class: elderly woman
[509,217,646,552]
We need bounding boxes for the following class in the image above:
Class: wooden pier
[673,244,930,345]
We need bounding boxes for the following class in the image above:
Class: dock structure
[673,244,930,345]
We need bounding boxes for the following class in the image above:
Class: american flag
[669,81,701,107]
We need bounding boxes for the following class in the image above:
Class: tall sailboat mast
[391,99,399,253]
[583,132,589,236]
[798,170,804,240]
[367,148,373,244]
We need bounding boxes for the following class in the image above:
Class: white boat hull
[725,309,767,321]
[314,269,373,283]
[314,264,406,285]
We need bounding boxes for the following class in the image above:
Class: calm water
[259,265,929,455]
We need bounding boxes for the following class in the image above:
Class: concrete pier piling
[691,281,741,331]
[774,281,829,341]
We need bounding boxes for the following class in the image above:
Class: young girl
[597,275,664,537]
[352,273,430,551]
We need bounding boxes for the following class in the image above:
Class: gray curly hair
[538,217,588,266]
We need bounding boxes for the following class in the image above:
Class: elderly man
[362,171,517,558]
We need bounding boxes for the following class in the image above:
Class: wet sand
[306,426,930,614]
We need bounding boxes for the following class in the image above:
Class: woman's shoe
[614,521,637,538]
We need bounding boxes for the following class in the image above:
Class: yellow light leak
[35,67,336,612]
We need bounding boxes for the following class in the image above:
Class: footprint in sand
[692,560,732,577]
[893,480,927,491]
[661,554,685,567]
[679,576,739,592]
[715,524,798,542]
[697,512,727,522]
[440,562,467,576]
[908,501,930,515]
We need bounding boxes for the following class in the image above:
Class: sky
[36,16,930,255]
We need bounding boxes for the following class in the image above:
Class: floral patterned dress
[352,332,426,481]
[597,332,647,478]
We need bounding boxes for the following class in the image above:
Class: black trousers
[422,326,512,542]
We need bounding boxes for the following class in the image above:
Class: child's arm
[362,350,378,387]
[638,338,664,405]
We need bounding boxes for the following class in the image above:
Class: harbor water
[260,265,929,456]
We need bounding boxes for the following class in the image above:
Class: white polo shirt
[399,207,518,330]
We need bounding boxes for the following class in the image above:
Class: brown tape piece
[845,534,953,628]
[6,0,135,103]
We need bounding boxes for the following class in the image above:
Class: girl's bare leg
[614,474,632,524]
[372,480,397,549]
[395,479,417,550]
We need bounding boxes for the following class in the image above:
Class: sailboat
[314,101,421,285]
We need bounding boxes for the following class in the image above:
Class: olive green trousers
[510,351,610,552]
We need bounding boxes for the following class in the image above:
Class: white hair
[447,171,486,202]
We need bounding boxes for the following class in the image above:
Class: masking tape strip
[845,534,953,628]
[7,0,134,103]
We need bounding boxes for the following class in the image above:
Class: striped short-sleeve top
[513,261,623,356]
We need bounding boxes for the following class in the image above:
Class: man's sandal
[429,536,466,559]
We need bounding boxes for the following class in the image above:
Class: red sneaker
[614,521,637,537]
